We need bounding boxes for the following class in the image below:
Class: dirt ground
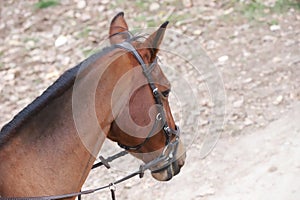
[87,102,299,200]
[0,0,299,199]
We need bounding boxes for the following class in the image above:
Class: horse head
[106,13,186,181]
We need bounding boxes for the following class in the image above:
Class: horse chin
[150,162,180,181]
[150,153,186,181]
[151,168,172,181]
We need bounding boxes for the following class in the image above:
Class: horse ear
[141,21,169,61]
[109,12,129,44]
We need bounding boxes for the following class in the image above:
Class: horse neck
[0,87,94,197]
[0,50,129,197]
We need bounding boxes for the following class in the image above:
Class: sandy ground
[183,102,300,200]
[81,102,300,200]
[0,1,300,200]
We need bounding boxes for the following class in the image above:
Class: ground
[0,0,299,199]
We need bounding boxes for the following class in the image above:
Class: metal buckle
[99,156,111,169]
[156,113,162,121]
[152,88,159,96]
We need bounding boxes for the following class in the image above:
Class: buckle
[99,156,111,169]
[152,88,159,96]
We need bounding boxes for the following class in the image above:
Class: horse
[0,12,186,199]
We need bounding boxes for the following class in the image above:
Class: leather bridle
[114,40,181,175]
[115,41,180,152]
[0,36,181,200]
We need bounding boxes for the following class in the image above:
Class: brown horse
[0,12,185,199]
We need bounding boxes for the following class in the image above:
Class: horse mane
[0,46,115,145]
[0,32,145,146]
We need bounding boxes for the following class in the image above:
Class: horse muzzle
[150,138,186,181]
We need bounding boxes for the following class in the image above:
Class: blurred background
[0,0,299,199]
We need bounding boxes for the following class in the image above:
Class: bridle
[0,35,181,200]
[115,41,180,151]
[114,40,180,174]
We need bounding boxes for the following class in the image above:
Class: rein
[0,38,180,200]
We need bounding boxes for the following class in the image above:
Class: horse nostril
[177,153,186,168]
[178,160,185,168]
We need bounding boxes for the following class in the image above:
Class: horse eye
[161,89,171,97]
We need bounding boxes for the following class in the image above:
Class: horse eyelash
[161,89,171,98]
